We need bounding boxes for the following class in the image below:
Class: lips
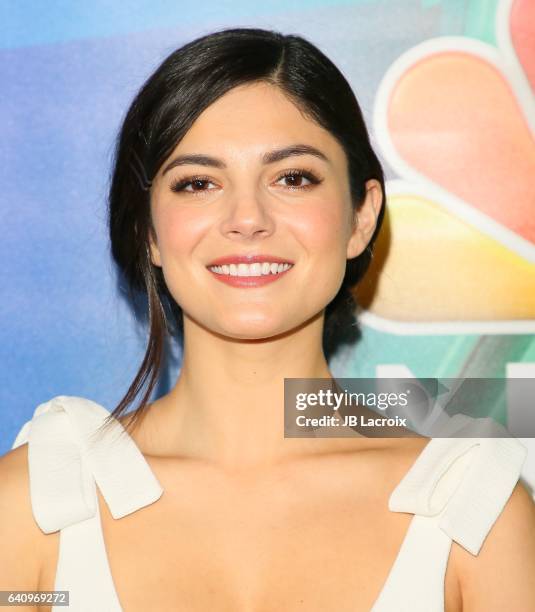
[206,254,294,266]
[205,254,294,288]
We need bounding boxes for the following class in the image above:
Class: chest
[39,459,462,612]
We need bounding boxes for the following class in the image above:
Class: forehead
[165,81,347,165]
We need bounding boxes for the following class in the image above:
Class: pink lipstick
[206,254,294,288]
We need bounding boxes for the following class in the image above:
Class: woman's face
[149,81,381,340]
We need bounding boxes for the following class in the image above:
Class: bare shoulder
[374,435,431,483]
[455,479,535,611]
[0,443,56,595]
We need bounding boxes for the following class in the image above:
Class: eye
[274,169,322,190]
[169,175,218,194]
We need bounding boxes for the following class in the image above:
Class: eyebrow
[161,144,330,175]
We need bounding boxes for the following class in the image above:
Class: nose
[219,187,275,241]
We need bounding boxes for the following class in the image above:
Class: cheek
[288,199,352,307]
[154,207,208,264]
[290,200,350,256]
[153,208,210,311]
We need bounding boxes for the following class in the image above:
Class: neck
[147,312,341,469]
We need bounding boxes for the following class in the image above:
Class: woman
[1,27,535,612]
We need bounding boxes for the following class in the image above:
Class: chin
[214,314,297,340]
[219,321,284,340]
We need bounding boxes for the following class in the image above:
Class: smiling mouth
[207,262,294,276]
[205,260,294,288]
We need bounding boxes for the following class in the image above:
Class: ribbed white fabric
[12,396,163,612]
[373,437,526,611]
[12,396,527,612]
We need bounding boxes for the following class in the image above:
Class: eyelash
[169,168,323,195]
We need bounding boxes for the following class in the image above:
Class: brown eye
[190,179,210,191]
[170,176,217,194]
[274,169,322,190]
[284,174,306,187]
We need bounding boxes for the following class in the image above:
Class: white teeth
[209,262,293,276]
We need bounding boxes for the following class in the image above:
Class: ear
[148,228,162,267]
[346,179,383,260]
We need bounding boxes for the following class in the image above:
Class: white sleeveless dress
[11,395,527,612]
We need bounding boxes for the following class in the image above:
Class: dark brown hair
[103,27,385,435]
